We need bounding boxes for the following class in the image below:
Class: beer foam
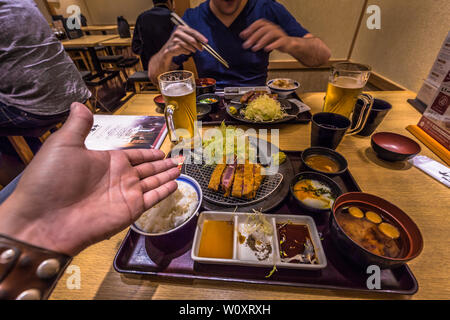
[163,82,194,96]
[332,76,364,89]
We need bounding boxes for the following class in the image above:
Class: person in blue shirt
[148,0,331,88]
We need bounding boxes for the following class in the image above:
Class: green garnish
[265,265,278,278]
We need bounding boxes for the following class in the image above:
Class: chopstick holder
[408,155,450,188]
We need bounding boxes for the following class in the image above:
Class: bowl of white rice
[131,174,202,253]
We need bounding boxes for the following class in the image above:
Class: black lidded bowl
[329,192,424,269]
[301,147,348,176]
[196,78,216,96]
[131,174,203,255]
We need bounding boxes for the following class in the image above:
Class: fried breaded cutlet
[221,163,236,197]
[242,163,255,199]
[252,164,263,198]
[208,163,226,191]
[231,164,244,198]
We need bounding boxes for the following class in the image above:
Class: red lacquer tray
[113,152,418,295]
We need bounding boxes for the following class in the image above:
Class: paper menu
[85,115,167,151]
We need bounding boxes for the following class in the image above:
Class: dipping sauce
[198,220,234,259]
[293,179,335,210]
[277,223,318,264]
[305,155,340,173]
[336,206,403,258]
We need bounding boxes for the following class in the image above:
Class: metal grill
[184,160,283,207]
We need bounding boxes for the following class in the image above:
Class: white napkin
[408,155,450,188]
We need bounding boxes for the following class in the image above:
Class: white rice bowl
[135,180,198,234]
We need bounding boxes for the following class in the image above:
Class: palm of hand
[0,104,180,256]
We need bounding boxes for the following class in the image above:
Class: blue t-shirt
[173,0,309,88]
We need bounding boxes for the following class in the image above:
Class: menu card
[417,69,450,151]
[85,115,167,151]
[416,31,450,106]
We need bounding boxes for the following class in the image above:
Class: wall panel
[351,0,450,92]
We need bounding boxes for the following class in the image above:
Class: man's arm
[148,25,208,84]
[240,19,331,67]
[278,33,331,67]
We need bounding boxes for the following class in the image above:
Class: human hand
[240,19,290,53]
[0,103,181,256]
[163,25,208,57]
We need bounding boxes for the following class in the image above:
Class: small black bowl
[290,172,343,215]
[154,94,166,113]
[197,93,220,112]
[301,147,348,176]
[197,103,212,120]
[371,132,421,162]
[196,78,216,96]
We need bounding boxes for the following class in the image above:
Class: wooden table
[62,35,119,74]
[50,91,450,300]
[82,25,118,35]
[100,37,132,47]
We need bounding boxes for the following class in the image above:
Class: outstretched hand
[0,103,180,256]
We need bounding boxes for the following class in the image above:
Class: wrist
[0,196,74,256]
[280,36,300,54]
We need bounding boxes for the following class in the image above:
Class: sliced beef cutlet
[252,164,263,198]
[208,163,226,191]
[242,163,255,199]
[231,164,244,198]
[221,162,237,197]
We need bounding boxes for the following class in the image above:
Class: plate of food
[225,90,301,124]
[175,123,294,212]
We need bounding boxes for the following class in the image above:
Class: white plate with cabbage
[226,94,300,124]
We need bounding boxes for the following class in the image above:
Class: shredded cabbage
[202,121,256,164]
[244,95,286,122]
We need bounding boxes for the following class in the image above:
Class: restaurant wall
[351,0,450,92]
[82,0,151,24]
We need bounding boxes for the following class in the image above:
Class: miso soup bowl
[131,174,203,254]
[329,192,423,269]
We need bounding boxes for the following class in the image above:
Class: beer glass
[158,71,197,143]
[323,62,374,136]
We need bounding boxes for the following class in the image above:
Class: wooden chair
[0,124,61,165]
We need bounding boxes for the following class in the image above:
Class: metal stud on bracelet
[16,288,41,300]
[0,234,72,300]
[36,259,61,279]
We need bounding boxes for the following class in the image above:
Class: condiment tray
[191,212,327,270]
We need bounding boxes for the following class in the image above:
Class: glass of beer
[323,62,374,135]
[158,70,197,143]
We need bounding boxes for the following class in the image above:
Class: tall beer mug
[323,63,374,136]
[158,71,197,143]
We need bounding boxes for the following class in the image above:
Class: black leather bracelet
[0,234,72,300]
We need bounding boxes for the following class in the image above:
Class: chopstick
[170,12,230,69]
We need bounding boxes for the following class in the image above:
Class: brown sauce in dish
[277,223,318,264]
[336,206,404,258]
[305,155,340,173]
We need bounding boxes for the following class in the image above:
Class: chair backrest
[117,16,131,38]
[52,15,83,40]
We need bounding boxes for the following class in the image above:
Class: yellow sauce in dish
[198,220,234,259]
[305,155,340,173]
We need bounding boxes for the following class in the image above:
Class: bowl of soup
[301,147,348,176]
[330,192,423,269]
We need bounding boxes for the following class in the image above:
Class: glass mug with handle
[158,70,197,143]
[323,62,374,136]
